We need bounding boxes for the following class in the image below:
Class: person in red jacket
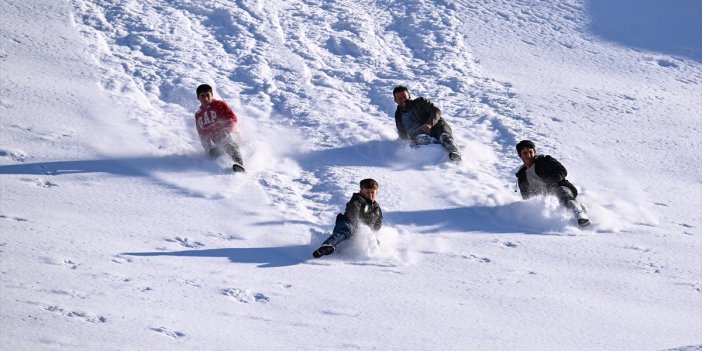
[194,84,245,172]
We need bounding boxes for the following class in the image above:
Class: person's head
[392,85,411,110]
[516,140,536,167]
[359,178,379,202]
[196,84,213,107]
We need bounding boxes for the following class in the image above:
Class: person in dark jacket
[515,140,590,226]
[313,178,383,258]
[392,85,461,161]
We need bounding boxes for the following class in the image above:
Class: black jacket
[515,155,578,199]
[337,193,383,231]
[394,97,444,140]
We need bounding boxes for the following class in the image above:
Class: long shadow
[385,202,565,235]
[124,244,310,268]
[0,154,205,177]
[587,0,702,62]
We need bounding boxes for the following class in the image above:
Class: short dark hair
[196,84,212,96]
[516,140,536,154]
[392,85,409,96]
[360,178,379,190]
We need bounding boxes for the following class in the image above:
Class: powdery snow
[1,0,700,350]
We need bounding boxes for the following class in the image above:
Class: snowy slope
[1,0,700,350]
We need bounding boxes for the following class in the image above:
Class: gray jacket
[394,97,444,140]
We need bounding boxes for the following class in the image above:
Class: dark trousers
[322,219,354,247]
[429,121,459,154]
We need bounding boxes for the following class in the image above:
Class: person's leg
[216,134,245,171]
[323,220,354,247]
[430,122,461,160]
[313,219,354,258]
[554,186,590,226]
[208,147,223,159]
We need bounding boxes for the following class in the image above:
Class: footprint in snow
[21,177,58,188]
[62,260,79,269]
[0,148,27,162]
[166,236,204,248]
[40,257,79,269]
[461,254,492,263]
[45,306,106,323]
[0,214,28,222]
[111,254,133,264]
[222,288,269,303]
[495,240,518,248]
[150,327,185,339]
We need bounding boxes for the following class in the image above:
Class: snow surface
[1,0,701,350]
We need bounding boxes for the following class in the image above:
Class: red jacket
[194,99,238,147]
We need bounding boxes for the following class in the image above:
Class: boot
[232,163,246,173]
[312,244,335,258]
[440,134,461,161]
[567,200,590,227]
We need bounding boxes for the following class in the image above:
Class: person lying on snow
[194,84,245,173]
[515,139,590,227]
[392,85,462,162]
[313,178,383,258]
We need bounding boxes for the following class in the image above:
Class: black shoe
[232,164,246,173]
[449,152,462,162]
[312,245,335,258]
[578,218,591,227]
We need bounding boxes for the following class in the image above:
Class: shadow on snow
[295,139,448,170]
[386,201,571,235]
[0,154,207,177]
[295,139,403,168]
[124,244,310,268]
[587,0,702,62]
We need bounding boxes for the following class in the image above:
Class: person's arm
[515,168,530,199]
[219,100,238,125]
[417,97,442,127]
[211,100,238,133]
[373,206,383,231]
[539,155,568,184]
[395,109,410,140]
[194,112,212,149]
[343,195,364,229]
